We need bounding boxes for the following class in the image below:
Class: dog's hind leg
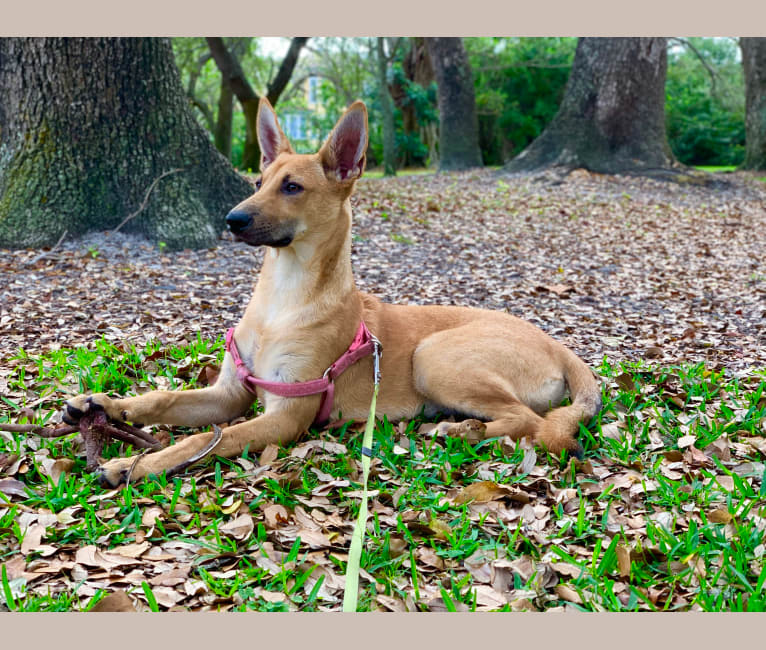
[412,325,583,456]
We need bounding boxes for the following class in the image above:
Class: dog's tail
[535,350,602,457]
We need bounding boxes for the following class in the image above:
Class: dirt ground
[1,168,764,373]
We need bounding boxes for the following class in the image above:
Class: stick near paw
[0,411,163,471]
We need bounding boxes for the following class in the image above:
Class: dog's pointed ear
[319,101,368,182]
[257,98,293,170]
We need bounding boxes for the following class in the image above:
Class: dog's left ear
[319,101,368,182]
[257,98,294,170]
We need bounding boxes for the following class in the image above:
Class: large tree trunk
[376,38,397,176]
[0,38,252,250]
[206,37,308,172]
[425,38,483,171]
[505,38,674,174]
[740,38,766,171]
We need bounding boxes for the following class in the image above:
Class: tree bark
[740,38,766,170]
[0,38,252,250]
[214,77,234,160]
[505,38,674,174]
[206,37,308,172]
[376,38,397,176]
[390,37,435,167]
[425,37,483,171]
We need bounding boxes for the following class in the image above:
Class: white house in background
[281,76,322,144]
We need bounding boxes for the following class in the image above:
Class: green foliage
[466,37,577,165]
[665,38,745,167]
[170,37,748,172]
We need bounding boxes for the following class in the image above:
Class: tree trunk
[740,38,766,170]
[214,77,234,160]
[207,37,308,172]
[0,38,252,250]
[390,37,434,167]
[425,37,483,171]
[376,38,397,176]
[505,38,674,174]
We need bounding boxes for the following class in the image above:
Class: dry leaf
[263,504,290,529]
[259,444,279,466]
[454,481,530,505]
[219,514,254,540]
[0,478,28,498]
[555,584,583,604]
[708,509,732,524]
[616,544,632,578]
[90,590,137,612]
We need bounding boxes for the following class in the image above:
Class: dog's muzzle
[226,209,254,234]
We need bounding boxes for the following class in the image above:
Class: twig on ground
[1,411,163,471]
[111,168,184,234]
[0,422,78,436]
[24,230,68,267]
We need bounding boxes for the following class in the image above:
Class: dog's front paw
[95,456,136,488]
[62,393,122,425]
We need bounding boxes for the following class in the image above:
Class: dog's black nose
[226,210,253,234]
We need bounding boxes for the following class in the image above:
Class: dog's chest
[238,323,312,387]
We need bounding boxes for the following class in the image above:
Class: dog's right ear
[319,101,368,182]
[256,98,294,170]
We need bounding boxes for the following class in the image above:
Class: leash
[342,335,381,612]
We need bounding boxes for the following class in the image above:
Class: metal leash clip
[371,334,382,387]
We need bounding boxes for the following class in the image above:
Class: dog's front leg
[96,406,313,487]
[63,357,252,428]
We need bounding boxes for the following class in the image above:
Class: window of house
[283,113,306,140]
[308,76,319,105]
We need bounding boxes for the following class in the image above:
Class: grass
[363,167,436,180]
[1,337,765,611]
[693,165,738,173]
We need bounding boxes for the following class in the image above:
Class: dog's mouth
[231,221,296,248]
[234,232,294,248]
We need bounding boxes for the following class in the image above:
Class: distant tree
[173,38,252,161]
[0,38,252,250]
[425,37,483,170]
[505,38,675,175]
[376,38,399,176]
[390,37,438,167]
[466,37,576,166]
[665,37,745,166]
[206,37,308,171]
[740,38,766,170]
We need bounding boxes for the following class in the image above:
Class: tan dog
[64,99,601,487]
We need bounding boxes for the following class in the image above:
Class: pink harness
[225,321,379,425]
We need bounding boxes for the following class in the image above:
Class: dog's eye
[282,181,303,195]
[254,178,262,190]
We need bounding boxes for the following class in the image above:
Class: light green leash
[342,335,382,612]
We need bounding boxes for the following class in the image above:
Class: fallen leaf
[708,509,733,524]
[149,566,190,587]
[259,444,279,466]
[616,544,632,578]
[141,506,163,528]
[555,584,583,604]
[263,504,290,529]
[219,514,254,540]
[454,481,530,505]
[0,478,29,498]
[111,541,151,558]
[90,590,137,612]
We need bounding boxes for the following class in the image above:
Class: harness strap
[225,321,378,424]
